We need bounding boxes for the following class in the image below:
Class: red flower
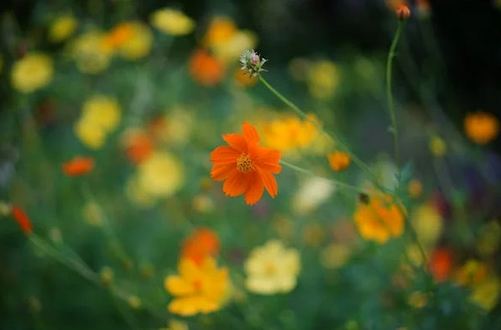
[11,206,33,235]
[210,122,281,205]
[62,156,94,176]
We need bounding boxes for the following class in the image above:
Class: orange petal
[256,167,278,197]
[254,148,281,173]
[244,174,264,205]
[210,163,234,180]
[242,122,260,143]
[223,170,249,197]
[222,134,247,152]
[210,146,239,164]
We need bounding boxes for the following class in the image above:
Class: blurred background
[0,0,500,329]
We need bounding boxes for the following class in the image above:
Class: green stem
[280,160,369,195]
[386,20,404,172]
[259,76,389,194]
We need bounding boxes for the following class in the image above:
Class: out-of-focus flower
[150,8,195,36]
[292,177,334,215]
[328,151,351,172]
[99,266,114,286]
[192,194,215,214]
[454,259,487,286]
[464,112,499,145]
[11,53,53,93]
[411,202,443,248]
[320,243,351,269]
[127,295,142,309]
[70,31,112,74]
[407,179,423,198]
[408,291,428,309]
[0,201,11,216]
[75,95,121,149]
[273,217,294,240]
[149,108,193,146]
[164,257,230,316]
[203,17,237,48]
[48,15,77,43]
[164,319,189,330]
[210,122,281,205]
[429,135,447,157]
[306,60,340,100]
[303,223,325,247]
[189,49,224,86]
[181,228,220,265]
[240,49,266,77]
[428,247,453,282]
[396,4,411,20]
[83,201,104,227]
[416,0,431,17]
[260,114,319,154]
[106,21,153,60]
[244,240,300,294]
[127,151,184,206]
[11,206,33,235]
[234,68,257,87]
[121,129,153,164]
[353,194,404,244]
[476,221,501,257]
[62,156,94,176]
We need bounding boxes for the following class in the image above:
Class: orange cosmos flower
[181,228,220,265]
[121,129,153,164]
[103,23,134,50]
[429,248,453,282]
[464,111,499,145]
[11,206,33,235]
[210,122,281,205]
[189,49,224,86]
[327,151,351,172]
[62,156,94,176]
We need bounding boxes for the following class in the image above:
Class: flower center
[236,153,254,173]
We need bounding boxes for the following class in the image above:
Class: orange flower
[327,151,351,172]
[464,111,499,145]
[234,68,257,87]
[11,206,33,235]
[103,23,134,50]
[122,130,153,164]
[429,248,453,282]
[353,194,404,244]
[189,49,224,86]
[62,156,94,176]
[210,122,281,205]
[181,228,220,265]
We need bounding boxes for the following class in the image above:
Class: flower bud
[240,49,267,77]
[396,5,411,20]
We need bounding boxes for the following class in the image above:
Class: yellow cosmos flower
[11,53,53,93]
[150,8,195,36]
[70,31,112,74]
[464,111,499,145]
[49,15,77,43]
[353,194,404,244]
[307,60,340,100]
[74,95,121,149]
[164,257,230,316]
[244,240,301,295]
[411,203,443,249]
[106,21,153,60]
[429,135,447,157]
[127,151,184,206]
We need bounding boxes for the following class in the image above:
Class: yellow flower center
[236,153,254,173]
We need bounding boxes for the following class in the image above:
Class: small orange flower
[104,23,135,50]
[62,156,94,176]
[210,122,281,205]
[234,68,257,87]
[327,151,351,172]
[396,4,411,20]
[429,248,453,282]
[122,130,153,164]
[181,228,220,265]
[11,206,33,235]
[464,111,499,145]
[189,49,224,86]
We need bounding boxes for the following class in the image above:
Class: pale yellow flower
[307,60,340,100]
[11,53,53,93]
[70,31,112,74]
[49,15,77,42]
[292,177,334,215]
[150,8,195,36]
[244,240,300,294]
[429,135,447,157]
[411,203,443,248]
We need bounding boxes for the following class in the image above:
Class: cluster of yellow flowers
[74,95,121,149]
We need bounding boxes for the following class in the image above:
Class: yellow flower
[203,17,237,47]
[150,8,195,36]
[470,276,500,311]
[353,194,404,244]
[328,151,351,172]
[74,95,121,149]
[244,240,300,294]
[411,203,443,248]
[11,53,53,93]
[476,221,501,257]
[306,60,340,100]
[107,21,153,60]
[49,15,77,43]
[164,257,230,316]
[70,31,112,74]
[127,151,184,205]
[429,135,447,157]
[261,114,319,153]
[464,111,499,145]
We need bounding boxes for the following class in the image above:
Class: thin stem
[280,160,369,195]
[386,20,404,172]
[259,76,389,194]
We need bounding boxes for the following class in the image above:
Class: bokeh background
[1,0,500,329]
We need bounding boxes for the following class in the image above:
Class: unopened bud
[240,49,267,77]
[396,5,411,20]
